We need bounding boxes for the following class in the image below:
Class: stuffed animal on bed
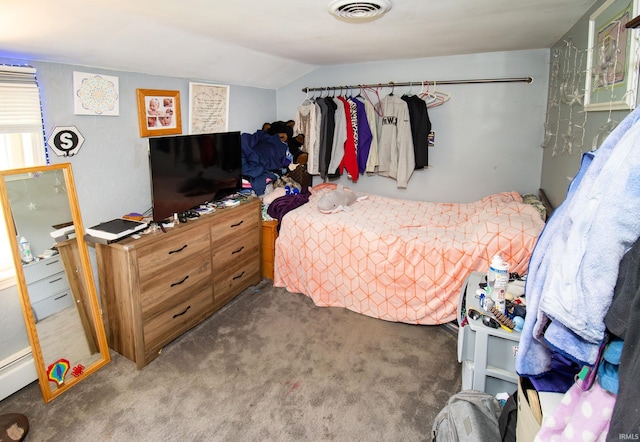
[317,185,367,214]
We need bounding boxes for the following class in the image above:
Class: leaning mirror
[0,163,110,402]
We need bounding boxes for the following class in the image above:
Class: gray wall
[11,60,277,227]
[540,0,637,208]
[276,49,550,203]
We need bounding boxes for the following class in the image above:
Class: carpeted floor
[0,280,462,441]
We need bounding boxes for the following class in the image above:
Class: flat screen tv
[148,131,242,222]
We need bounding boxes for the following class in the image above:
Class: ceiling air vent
[327,0,392,21]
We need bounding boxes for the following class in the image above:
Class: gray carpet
[0,280,462,441]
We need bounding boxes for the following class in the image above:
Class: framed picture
[136,89,182,137]
[188,82,229,134]
[585,0,639,111]
[73,71,119,116]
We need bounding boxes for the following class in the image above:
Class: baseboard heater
[0,347,37,401]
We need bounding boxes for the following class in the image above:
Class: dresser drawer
[137,224,210,279]
[213,249,261,304]
[22,256,65,284]
[32,289,75,322]
[212,230,259,267]
[143,287,212,356]
[140,255,212,321]
[210,202,259,243]
[27,271,70,303]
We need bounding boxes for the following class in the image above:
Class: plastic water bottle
[486,255,501,286]
[487,255,509,314]
[19,237,33,263]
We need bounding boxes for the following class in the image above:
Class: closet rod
[301,76,533,93]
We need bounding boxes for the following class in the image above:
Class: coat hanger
[419,81,450,108]
[403,82,414,97]
[419,81,435,102]
[302,89,312,105]
[362,85,384,116]
[418,81,427,96]
[429,81,451,108]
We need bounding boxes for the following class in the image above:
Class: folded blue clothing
[603,338,623,365]
[598,360,619,394]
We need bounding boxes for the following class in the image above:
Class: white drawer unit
[23,256,65,283]
[457,271,521,396]
[22,255,74,322]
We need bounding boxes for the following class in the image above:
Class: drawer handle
[231,246,244,255]
[45,259,60,266]
[170,276,189,287]
[168,244,188,254]
[173,305,191,319]
[54,293,69,301]
[230,220,244,228]
[232,271,245,281]
[49,277,63,284]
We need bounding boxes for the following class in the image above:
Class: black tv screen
[148,131,242,222]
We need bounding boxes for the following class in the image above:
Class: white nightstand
[22,255,74,322]
[457,271,522,396]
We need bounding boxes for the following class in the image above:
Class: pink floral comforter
[273,184,545,324]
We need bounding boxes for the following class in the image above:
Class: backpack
[498,391,518,442]
[432,390,502,442]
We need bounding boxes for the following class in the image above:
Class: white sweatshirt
[376,94,415,188]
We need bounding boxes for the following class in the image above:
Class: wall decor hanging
[136,89,182,137]
[73,71,119,116]
[542,37,588,157]
[585,0,639,111]
[47,126,85,157]
[188,82,229,134]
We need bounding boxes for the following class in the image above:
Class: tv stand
[95,198,261,368]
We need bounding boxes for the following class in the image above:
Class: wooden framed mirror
[0,163,110,402]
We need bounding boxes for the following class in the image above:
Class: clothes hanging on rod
[296,87,429,187]
[295,98,317,172]
[401,93,430,169]
[301,76,533,94]
[377,93,415,188]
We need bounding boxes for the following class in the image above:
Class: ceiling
[0,0,598,89]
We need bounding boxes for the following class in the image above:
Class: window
[0,65,47,289]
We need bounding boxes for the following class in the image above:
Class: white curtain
[0,65,46,289]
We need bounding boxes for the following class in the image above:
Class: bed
[272,183,548,325]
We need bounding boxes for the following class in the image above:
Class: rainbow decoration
[47,359,70,386]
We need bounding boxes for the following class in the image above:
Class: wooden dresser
[95,198,261,368]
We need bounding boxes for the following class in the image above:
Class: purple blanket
[267,191,311,226]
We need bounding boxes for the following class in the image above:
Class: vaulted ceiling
[0,0,598,88]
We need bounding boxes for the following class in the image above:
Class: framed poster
[585,0,639,111]
[136,89,182,137]
[189,83,229,134]
[73,71,119,116]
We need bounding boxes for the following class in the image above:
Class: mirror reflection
[0,164,109,402]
